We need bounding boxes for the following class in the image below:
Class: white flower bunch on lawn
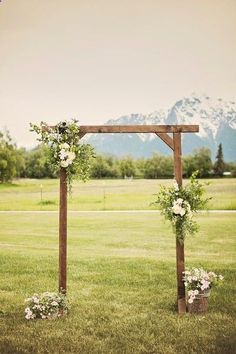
[183,268,224,303]
[24,292,68,320]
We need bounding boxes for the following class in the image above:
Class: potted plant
[183,267,224,313]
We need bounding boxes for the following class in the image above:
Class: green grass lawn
[0,178,236,211]
[0,212,235,354]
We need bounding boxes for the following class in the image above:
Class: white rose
[61,160,69,168]
[60,143,70,150]
[59,150,68,160]
[180,209,186,216]
[176,198,183,204]
[67,151,76,161]
[172,205,182,215]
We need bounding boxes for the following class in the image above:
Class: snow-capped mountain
[86,95,236,161]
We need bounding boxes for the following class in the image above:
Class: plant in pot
[183,267,224,313]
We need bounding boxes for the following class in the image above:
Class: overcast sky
[0,0,236,147]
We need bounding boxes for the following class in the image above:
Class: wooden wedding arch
[55,124,199,314]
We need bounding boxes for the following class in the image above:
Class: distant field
[0,178,236,210]
[0,212,235,354]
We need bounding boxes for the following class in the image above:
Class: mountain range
[86,95,236,161]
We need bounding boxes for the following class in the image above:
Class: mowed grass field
[0,178,236,353]
[0,178,236,211]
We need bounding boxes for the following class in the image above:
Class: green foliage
[143,154,173,178]
[24,145,57,179]
[0,125,235,184]
[119,156,136,178]
[225,161,236,177]
[154,172,210,242]
[0,130,25,183]
[30,120,95,191]
[90,155,119,178]
[214,143,225,176]
[184,147,212,177]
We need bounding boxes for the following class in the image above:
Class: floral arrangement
[154,172,210,242]
[24,292,68,320]
[30,119,94,191]
[183,268,224,303]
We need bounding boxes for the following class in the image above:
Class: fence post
[59,168,67,293]
[173,132,186,314]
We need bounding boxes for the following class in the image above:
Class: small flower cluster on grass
[30,119,95,191]
[154,172,210,242]
[24,292,68,320]
[183,268,224,303]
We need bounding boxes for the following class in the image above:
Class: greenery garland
[30,120,95,191]
[154,172,210,242]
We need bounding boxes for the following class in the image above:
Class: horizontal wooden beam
[78,125,199,134]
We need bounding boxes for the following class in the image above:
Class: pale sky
[0,0,236,147]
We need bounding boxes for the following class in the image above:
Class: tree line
[0,129,235,183]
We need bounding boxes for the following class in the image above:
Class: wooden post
[59,168,67,293]
[173,132,186,314]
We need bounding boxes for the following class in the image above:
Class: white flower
[51,301,58,306]
[67,151,76,161]
[59,149,68,160]
[219,275,224,280]
[172,204,181,215]
[173,180,179,191]
[200,280,210,290]
[172,203,185,216]
[176,198,183,204]
[61,160,70,168]
[60,143,70,150]
[25,309,33,316]
[188,298,194,304]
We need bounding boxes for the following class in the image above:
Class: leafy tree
[213,143,225,177]
[225,162,236,177]
[119,156,136,178]
[135,158,146,178]
[90,155,119,178]
[0,130,24,183]
[184,148,212,178]
[143,154,173,179]
[24,145,57,179]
